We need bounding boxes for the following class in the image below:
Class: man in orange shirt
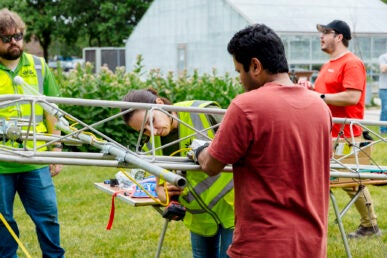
[314,19,381,238]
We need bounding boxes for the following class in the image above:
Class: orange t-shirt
[314,52,366,137]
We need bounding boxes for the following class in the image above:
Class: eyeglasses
[0,33,23,44]
[321,29,336,35]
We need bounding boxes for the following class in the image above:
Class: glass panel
[373,37,387,59]
[289,36,310,61]
[353,37,371,60]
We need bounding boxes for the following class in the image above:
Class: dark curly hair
[227,24,289,74]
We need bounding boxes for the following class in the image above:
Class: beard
[320,41,334,54]
[0,44,23,60]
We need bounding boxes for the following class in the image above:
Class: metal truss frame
[1,93,387,257]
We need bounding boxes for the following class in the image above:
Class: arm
[321,89,362,106]
[315,59,365,107]
[44,64,63,176]
[45,111,63,177]
[155,179,183,203]
[197,101,247,176]
[45,112,61,137]
[197,148,226,177]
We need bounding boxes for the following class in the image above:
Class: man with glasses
[314,19,381,238]
[0,8,65,257]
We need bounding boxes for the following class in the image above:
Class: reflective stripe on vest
[32,55,44,122]
[33,56,44,94]
[190,101,205,133]
[175,101,233,211]
[183,174,221,203]
[184,177,234,214]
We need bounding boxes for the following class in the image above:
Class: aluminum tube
[0,95,225,115]
[2,95,387,125]
[330,164,387,171]
[20,134,82,145]
[102,144,187,188]
[0,154,121,167]
[332,117,387,127]
[330,171,387,180]
[1,151,386,181]
[0,151,229,173]
[5,151,114,160]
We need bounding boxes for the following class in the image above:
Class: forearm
[45,113,63,176]
[381,63,387,73]
[197,148,226,177]
[321,90,361,106]
[45,113,61,136]
[45,112,62,151]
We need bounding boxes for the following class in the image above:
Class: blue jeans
[190,225,233,258]
[0,167,65,258]
[380,89,387,134]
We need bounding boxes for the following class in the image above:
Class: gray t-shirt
[379,53,387,89]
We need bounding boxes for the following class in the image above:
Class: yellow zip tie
[0,212,32,258]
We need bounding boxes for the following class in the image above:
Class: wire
[0,212,32,258]
[162,147,192,205]
[169,147,191,157]
[163,145,221,224]
[119,168,168,206]
[117,147,192,207]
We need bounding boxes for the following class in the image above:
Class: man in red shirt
[190,24,332,258]
[314,20,381,238]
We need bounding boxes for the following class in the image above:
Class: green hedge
[54,56,243,151]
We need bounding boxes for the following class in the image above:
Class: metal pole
[154,219,169,258]
[330,190,352,258]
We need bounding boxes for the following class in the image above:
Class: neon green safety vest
[146,100,234,236]
[0,54,48,149]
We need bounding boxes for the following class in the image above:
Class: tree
[0,1,61,61]
[59,0,152,47]
[0,0,152,61]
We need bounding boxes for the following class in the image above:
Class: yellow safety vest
[146,100,234,236]
[0,54,48,150]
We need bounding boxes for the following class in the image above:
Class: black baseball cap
[316,20,352,40]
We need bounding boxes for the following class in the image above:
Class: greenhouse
[125,0,387,77]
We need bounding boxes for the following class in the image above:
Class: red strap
[106,190,126,230]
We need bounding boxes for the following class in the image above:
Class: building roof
[226,0,387,34]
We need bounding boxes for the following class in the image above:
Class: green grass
[14,165,191,258]
[12,136,387,258]
[328,186,387,258]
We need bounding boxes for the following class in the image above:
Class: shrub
[55,56,242,151]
